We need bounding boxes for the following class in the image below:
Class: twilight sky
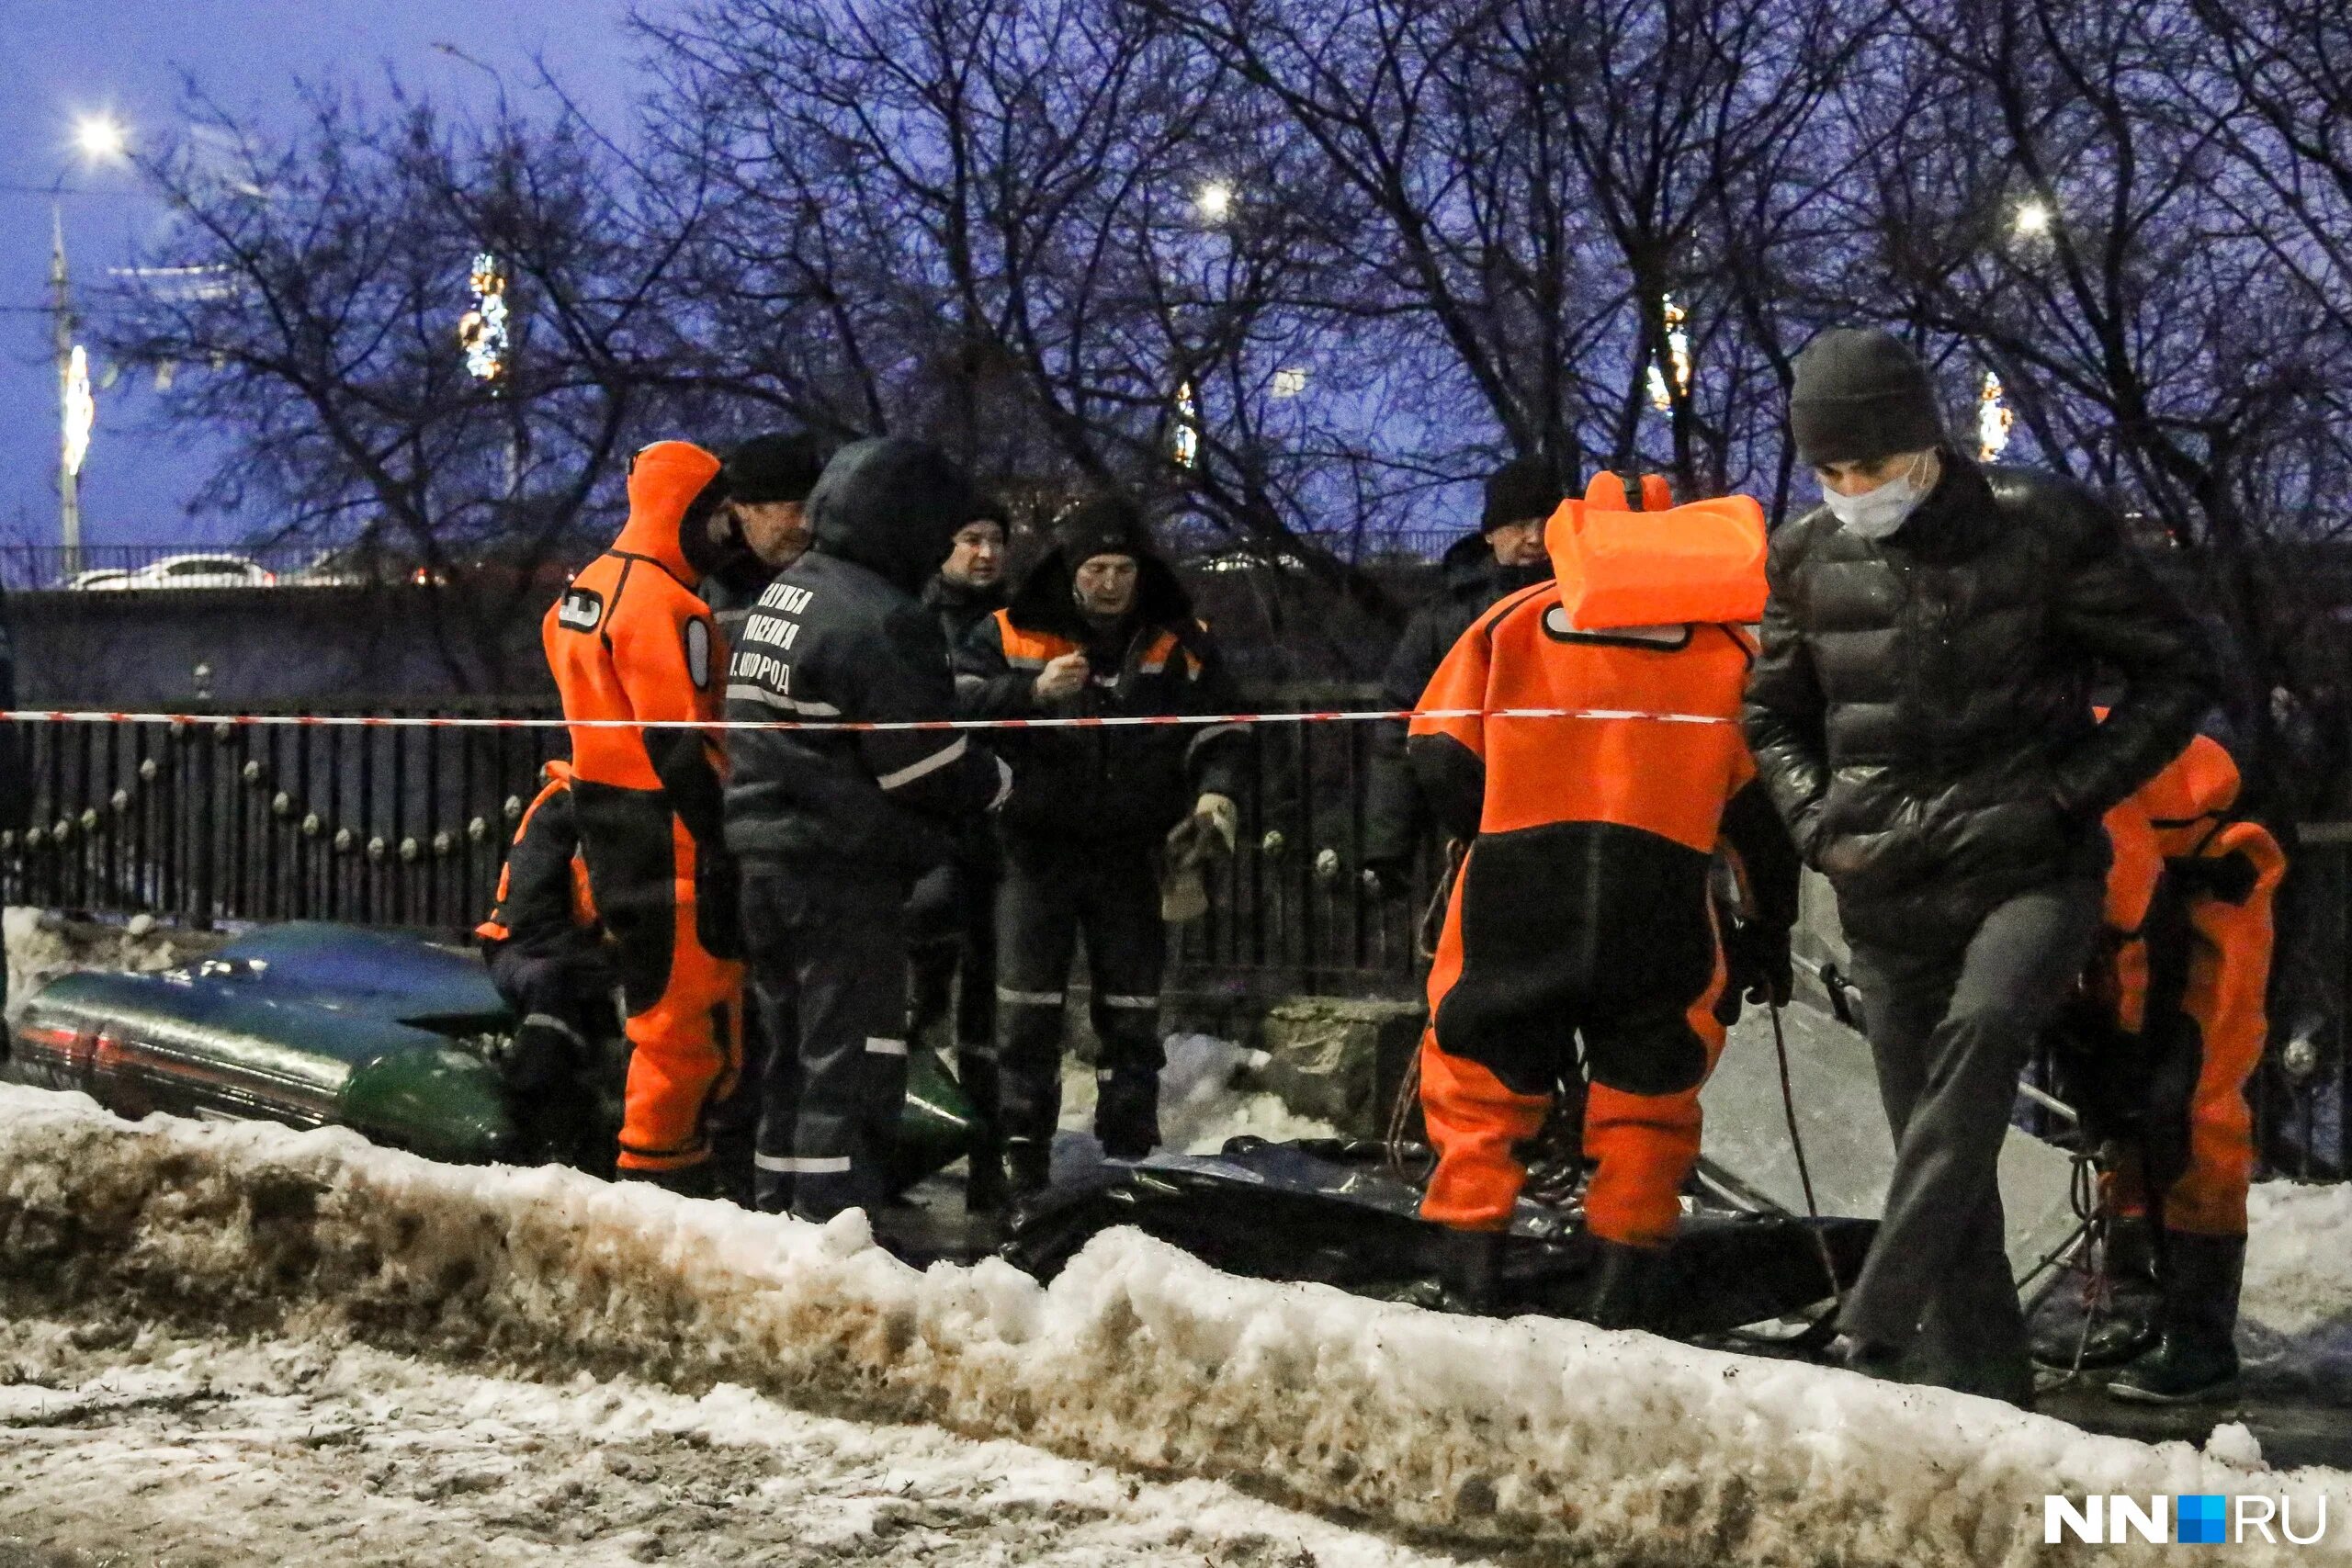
[0,0,638,552]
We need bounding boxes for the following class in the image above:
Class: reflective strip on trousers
[864,1037,910,1056]
[753,1153,854,1174]
[1102,994,1159,1009]
[997,987,1065,1006]
[520,1011,587,1048]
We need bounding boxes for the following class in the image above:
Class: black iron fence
[3,704,2342,1176]
[0,700,1440,989]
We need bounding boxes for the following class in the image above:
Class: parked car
[75,552,276,591]
[63,567,130,591]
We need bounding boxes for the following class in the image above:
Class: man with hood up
[956,496,1247,1195]
[1362,458,1561,897]
[544,440,747,1193]
[1744,328,2211,1404]
[722,437,1012,1221]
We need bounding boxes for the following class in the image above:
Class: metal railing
[0,543,475,593]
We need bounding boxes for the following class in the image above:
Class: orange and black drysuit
[2047,729,2281,1390]
[544,440,744,1186]
[2075,731,2280,1239]
[1410,477,1796,1319]
[476,760,617,1167]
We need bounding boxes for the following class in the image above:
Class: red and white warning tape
[0,706,1736,733]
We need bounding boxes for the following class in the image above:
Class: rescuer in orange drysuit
[1410,474,1800,1328]
[2044,727,2282,1403]
[544,441,749,1192]
[476,759,617,1169]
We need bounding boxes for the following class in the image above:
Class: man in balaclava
[721,437,1012,1221]
[1743,328,2212,1404]
[956,496,1247,1197]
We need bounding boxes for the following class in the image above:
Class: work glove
[1722,919,1793,1009]
[1161,795,1238,924]
[1192,793,1239,855]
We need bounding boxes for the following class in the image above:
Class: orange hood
[1545,473,1767,631]
[612,440,723,579]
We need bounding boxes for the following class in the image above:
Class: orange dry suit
[543,441,744,1179]
[475,759,618,1168]
[2070,730,2282,1238]
[1412,476,1799,1248]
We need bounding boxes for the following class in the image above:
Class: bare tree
[96,82,701,683]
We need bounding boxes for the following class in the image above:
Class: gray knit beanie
[1789,329,1946,467]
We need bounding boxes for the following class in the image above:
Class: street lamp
[72,113,130,164]
[51,112,132,577]
[2013,199,2052,237]
[1195,181,1233,222]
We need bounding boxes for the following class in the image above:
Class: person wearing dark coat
[1743,327,2213,1404]
[956,497,1247,1193]
[723,438,1011,1220]
[1361,459,1558,896]
[908,497,1013,1208]
[702,431,830,648]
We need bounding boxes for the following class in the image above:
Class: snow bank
[0,1082,2344,1568]
[2245,1179,2352,1390]
[4,905,216,1013]
[1059,1032,1340,1153]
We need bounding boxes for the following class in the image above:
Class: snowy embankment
[3,1085,2346,1567]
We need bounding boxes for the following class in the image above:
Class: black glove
[1722,919,1793,1009]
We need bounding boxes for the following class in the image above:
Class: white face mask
[1822,452,1936,540]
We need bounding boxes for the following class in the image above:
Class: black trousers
[995,835,1166,1150]
[741,858,910,1221]
[1842,876,2103,1403]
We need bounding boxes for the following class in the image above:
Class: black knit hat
[965,493,1012,536]
[723,431,829,505]
[1789,329,1946,468]
[1482,457,1564,534]
[1052,494,1155,566]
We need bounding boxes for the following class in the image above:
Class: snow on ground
[1059,1033,1342,1152]
[4,1084,2349,1568]
[0,1314,1471,1567]
[2,906,217,1014]
[2244,1179,2352,1390]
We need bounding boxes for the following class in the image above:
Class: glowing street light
[62,345,94,479]
[71,113,130,166]
[2013,199,2052,237]
[1195,181,1233,222]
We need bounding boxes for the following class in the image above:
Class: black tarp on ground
[1001,1137,1874,1337]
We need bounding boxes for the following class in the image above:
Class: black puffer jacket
[1743,457,2212,948]
[956,547,1244,847]
[1363,535,1551,871]
[922,572,1007,652]
[722,439,1005,876]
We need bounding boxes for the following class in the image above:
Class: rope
[1769,1001,1848,1314]
[0,705,1737,734]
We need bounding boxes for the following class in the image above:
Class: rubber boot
[1004,1135,1054,1199]
[1094,1076,1161,1162]
[2033,1213,2160,1370]
[1584,1239,1670,1332]
[2108,1232,2244,1404]
[957,1043,1008,1215]
[1435,1226,1504,1314]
